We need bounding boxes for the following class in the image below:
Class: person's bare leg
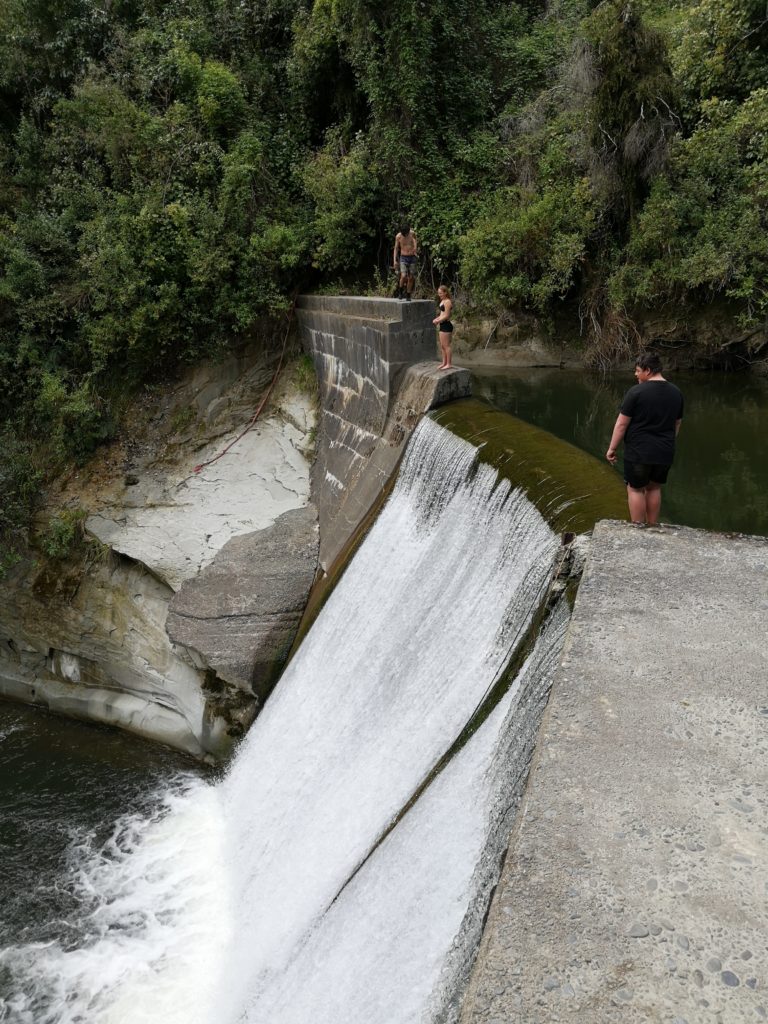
[438,336,447,367]
[627,485,647,524]
[399,272,407,297]
[645,481,662,524]
[439,332,452,368]
[406,274,414,299]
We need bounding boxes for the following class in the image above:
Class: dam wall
[461,520,768,1023]
[296,295,470,570]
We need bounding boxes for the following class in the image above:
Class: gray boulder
[167,505,319,700]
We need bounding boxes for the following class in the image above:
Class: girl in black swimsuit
[433,285,454,369]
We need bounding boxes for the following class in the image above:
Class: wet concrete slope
[461,520,768,1024]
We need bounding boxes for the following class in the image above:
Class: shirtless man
[393,224,418,300]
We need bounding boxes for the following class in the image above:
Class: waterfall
[0,416,569,1024]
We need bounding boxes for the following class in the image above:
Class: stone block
[167,506,320,699]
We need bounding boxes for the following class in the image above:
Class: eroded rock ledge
[167,505,319,701]
[0,552,254,760]
[0,342,319,761]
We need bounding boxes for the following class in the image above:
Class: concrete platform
[461,520,768,1024]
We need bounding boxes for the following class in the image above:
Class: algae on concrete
[432,399,627,535]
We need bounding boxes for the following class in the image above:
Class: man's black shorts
[624,462,671,489]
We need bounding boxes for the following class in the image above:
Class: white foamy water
[243,605,569,1024]
[0,778,230,1024]
[1,416,564,1024]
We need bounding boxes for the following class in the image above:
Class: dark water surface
[472,368,768,536]
[0,703,203,954]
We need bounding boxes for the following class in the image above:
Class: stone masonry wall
[295,295,469,570]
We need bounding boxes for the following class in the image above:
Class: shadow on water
[471,368,768,536]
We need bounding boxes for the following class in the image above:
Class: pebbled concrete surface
[461,520,768,1024]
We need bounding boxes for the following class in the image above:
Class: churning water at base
[0,417,567,1024]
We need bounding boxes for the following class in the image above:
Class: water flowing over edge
[0,415,569,1024]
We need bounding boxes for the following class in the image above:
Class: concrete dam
[1,296,766,1024]
[297,295,768,1022]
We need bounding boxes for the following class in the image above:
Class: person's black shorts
[624,462,671,489]
[438,320,454,333]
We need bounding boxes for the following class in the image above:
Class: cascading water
[0,416,569,1024]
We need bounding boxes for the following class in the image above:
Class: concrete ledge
[414,362,472,407]
[295,294,434,325]
[461,521,768,1024]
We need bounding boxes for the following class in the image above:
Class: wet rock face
[167,505,320,700]
[0,554,256,761]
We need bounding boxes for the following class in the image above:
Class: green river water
[471,367,768,536]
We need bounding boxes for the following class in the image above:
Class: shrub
[293,354,317,397]
[35,372,114,463]
[0,432,42,576]
[610,90,768,324]
[460,178,596,311]
[197,61,246,135]
[304,132,380,271]
[39,507,88,561]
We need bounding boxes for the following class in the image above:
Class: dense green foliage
[2,0,768,566]
[0,432,42,574]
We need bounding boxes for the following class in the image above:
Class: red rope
[192,296,298,476]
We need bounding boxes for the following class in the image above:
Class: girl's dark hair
[636,351,662,374]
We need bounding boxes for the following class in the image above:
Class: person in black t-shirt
[605,351,684,526]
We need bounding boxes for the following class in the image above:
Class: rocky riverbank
[447,301,768,374]
[0,341,319,761]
